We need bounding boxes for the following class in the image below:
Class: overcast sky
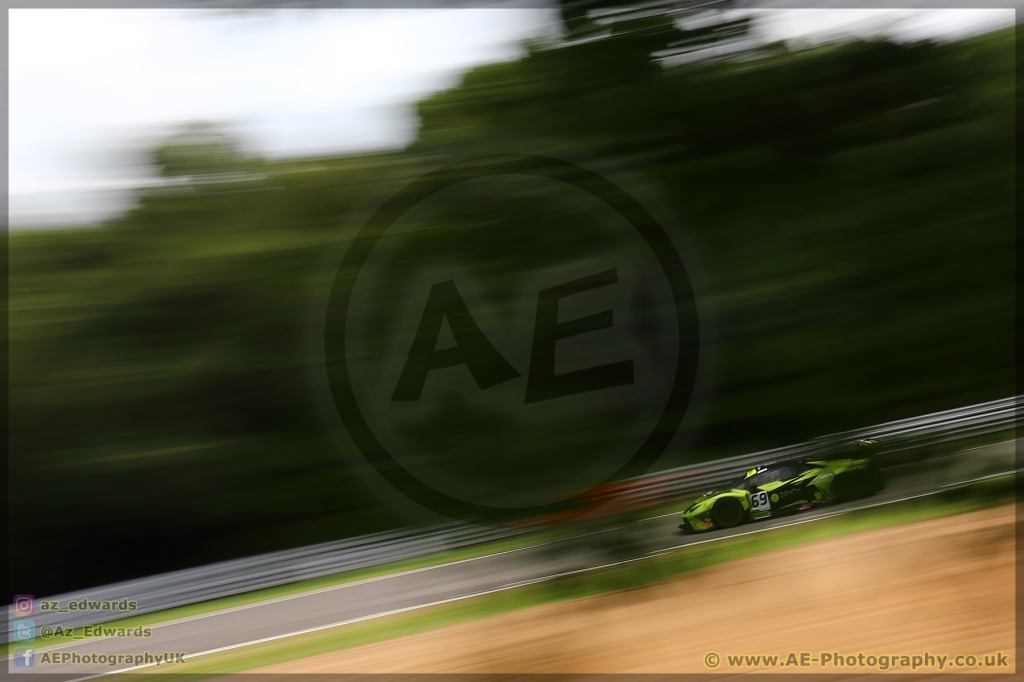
[8,7,1015,229]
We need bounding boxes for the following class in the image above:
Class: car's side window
[746,466,794,489]
[743,472,768,489]
[772,466,794,482]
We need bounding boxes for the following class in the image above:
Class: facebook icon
[13,647,35,668]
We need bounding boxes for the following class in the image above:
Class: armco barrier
[6,395,1018,639]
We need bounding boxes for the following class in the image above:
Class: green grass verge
[134,476,1014,679]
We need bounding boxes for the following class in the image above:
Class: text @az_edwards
[38,624,152,639]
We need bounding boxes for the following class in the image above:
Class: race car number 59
[750,490,770,512]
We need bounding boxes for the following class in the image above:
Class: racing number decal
[750,490,771,513]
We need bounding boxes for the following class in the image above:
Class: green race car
[679,440,884,533]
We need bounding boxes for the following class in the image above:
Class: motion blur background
[8,2,1015,599]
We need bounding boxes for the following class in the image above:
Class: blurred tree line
[8,10,1013,597]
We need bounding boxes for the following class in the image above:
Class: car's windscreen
[727,475,748,489]
[734,467,795,490]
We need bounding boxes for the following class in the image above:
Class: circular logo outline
[324,154,700,523]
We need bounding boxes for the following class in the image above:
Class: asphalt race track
[7,440,1016,680]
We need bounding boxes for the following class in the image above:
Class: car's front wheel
[711,497,744,529]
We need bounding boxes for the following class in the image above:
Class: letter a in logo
[392,280,520,400]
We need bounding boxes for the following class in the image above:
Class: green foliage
[413,27,1013,450]
[151,122,262,179]
[9,24,1013,597]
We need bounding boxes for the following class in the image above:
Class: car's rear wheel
[831,472,868,502]
[711,497,744,529]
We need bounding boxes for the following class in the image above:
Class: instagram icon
[13,595,34,617]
